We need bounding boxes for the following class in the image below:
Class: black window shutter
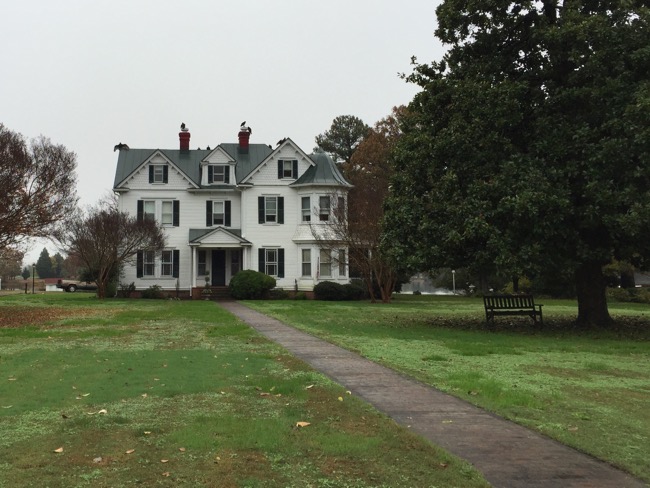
[148,166,154,183]
[278,160,283,179]
[206,201,213,227]
[136,251,143,278]
[163,165,169,183]
[225,166,230,184]
[172,250,179,278]
[278,249,285,278]
[258,197,264,223]
[292,160,298,178]
[278,197,284,224]
[225,201,231,227]
[208,165,213,184]
[258,249,265,273]
[173,201,180,227]
[137,200,143,222]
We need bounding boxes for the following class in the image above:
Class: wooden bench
[483,294,543,325]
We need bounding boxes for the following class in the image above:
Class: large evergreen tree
[384,1,650,326]
[315,115,370,166]
[35,248,53,279]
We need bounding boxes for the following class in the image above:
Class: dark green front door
[212,250,226,286]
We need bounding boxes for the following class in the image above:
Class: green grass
[0,294,488,488]
[245,295,650,482]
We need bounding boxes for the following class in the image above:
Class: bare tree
[0,247,24,281]
[312,108,406,303]
[0,124,78,249]
[58,199,166,299]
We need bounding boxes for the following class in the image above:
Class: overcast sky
[2,0,445,263]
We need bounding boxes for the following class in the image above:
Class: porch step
[193,286,231,301]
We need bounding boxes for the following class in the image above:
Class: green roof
[113,144,350,189]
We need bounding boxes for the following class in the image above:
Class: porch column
[191,246,196,288]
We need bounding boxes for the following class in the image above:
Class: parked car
[56,279,98,293]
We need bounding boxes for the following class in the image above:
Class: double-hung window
[258,196,284,224]
[161,250,174,277]
[338,249,347,276]
[301,196,311,222]
[143,201,155,221]
[319,249,332,277]
[198,250,207,276]
[319,196,330,221]
[208,165,229,184]
[212,201,225,225]
[143,251,155,277]
[149,164,168,184]
[302,249,311,277]
[277,159,298,179]
[265,249,278,276]
[161,201,173,226]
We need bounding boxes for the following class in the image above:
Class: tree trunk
[575,261,612,327]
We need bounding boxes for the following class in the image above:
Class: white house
[113,124,352,297]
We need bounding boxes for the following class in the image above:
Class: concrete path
[218,301,647,488]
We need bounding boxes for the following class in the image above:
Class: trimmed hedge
[314,281,365,301]
[229,270,276,299]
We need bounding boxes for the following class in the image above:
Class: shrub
[294,292,307,300]
[314,281,364,301]
[141,284,164,299]
[269,288,290,300]
[117,282,136,298]
[229,270,276,299]
[607,287,650,304]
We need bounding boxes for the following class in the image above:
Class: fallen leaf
[296,421,311,428]
[8,378,17,381]
[144,431,151,435]
[98,409,107,415]
[93,457,103,464]
[161,459,169,463]
[568,426,579,432]
[306,384,315,389]
[179,447,186,452]
[3,406,13,409]
[82,393,90,397]
[346,391,352,395]
[468,391,478,396]
[141,393,148,398]
[162,472,171,477]
[54,447,64,453]
[439,462,448,468]
[338,396,343,401]
[259,392,271,397]
[126,449,135,454]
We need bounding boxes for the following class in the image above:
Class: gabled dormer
[200,147,236,187]
[239,138,315,186]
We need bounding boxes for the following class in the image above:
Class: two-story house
[112,124,352,297]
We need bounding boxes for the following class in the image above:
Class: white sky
[2,0,445,264]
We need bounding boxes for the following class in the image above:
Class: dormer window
[149,164,168,184]
[277,159,298,179]
[208,165,230,184]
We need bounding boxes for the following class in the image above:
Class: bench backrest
[484,294,535,309]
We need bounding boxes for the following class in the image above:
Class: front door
[212,250,226,286]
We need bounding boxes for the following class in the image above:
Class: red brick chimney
[238,126,251,153]
[179,124,190,150]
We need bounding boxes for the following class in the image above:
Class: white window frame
[143,200,156,222]
[161,250,174,277]
[319,249,332,277]
[213,200,225,226]
[281,160,294,178]
[265,196,278,223]
[143,250,155,277]
[152,165,165,183]
[301,196,311,222]
[338,249,346,277]
[197,250,207,276]
[265,248,278,277]
[319,196,330,221]
[212,164,227,183]
[302,249,311,277]
[161,200,173,226]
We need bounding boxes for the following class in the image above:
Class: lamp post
[32,264,35,294]
[452,269,456,295]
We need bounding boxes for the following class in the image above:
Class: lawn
[246,295,650,482]
[0,294,488,488]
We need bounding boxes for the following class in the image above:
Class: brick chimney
[179,124,190,150]
[238,126,251,153]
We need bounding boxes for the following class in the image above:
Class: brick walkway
[218,301,647,488]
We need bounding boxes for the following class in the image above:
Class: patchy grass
[0,294,488,488]
[246,295,650,482]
